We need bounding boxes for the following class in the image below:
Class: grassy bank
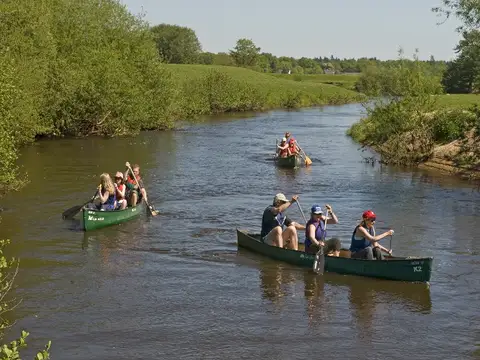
[268,73,360,91]
[169,65,364,118]
[435,94,480,108]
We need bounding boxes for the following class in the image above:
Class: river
[0,103,479,359]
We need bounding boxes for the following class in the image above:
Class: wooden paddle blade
[147,205,159,216]
[62,205,83,220]
[305,156,312,166]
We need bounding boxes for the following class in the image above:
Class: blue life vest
[305,219,327,248]
[350,224,374,252]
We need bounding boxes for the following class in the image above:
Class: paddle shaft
[296,199,308,224]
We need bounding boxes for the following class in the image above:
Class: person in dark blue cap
[304,204,341,256]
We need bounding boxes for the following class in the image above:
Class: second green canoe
[274,155,302,168]
[81,201,147,231]
[237,229,433,283]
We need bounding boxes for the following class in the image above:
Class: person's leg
[351,247,374,260]
[119,199,127,210]
[282,224,298,250]
[264,226,283,248]
[130,191,138,207]
[372,247,384,260]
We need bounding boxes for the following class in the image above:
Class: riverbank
[169,65,365,119]
[347,97,480,181]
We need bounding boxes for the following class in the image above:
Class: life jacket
[350,224,374,252]
[289,144,297,155]
[127,174,141,187]
[279,143,288,157]
[116,184,125,199]
[305,218,327,249]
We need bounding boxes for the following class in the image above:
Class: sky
[120,0,463,61]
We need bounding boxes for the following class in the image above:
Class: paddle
[125,163,159,216]
[295,142,312,166]
[62,191,98,220]
[296,199,308,224]
[313,207,329,275]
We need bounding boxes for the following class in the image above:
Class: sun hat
[115,171,124,179]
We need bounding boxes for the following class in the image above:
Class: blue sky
[121,0,463,61]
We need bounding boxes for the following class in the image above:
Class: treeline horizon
[151,23,448,76]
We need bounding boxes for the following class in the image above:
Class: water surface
[1,104,479,359]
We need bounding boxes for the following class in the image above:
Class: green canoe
[274,155,302,168]
[236,229,433,283]
[81,201,146,231]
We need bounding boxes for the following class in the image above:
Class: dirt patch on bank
[420,136,480,180]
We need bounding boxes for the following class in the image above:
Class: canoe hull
[275,155,302,168]
[82,201,146,231]
[236,229,433,283]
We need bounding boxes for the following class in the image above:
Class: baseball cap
[281,137,287,142]
[273,193,289,203]
[311,205,323,214]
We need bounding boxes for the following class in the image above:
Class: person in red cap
[350,210,394,260]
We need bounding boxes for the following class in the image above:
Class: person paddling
[350,210,394,260]
[97,173,117,211]
[124,162,148,207]
[260,193,305,250]
[305,204,341,257]
[277,137,289,158]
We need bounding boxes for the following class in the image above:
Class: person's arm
[277,195,299,213]
[325,204,338,224]
[97,190,109,204]
[115,184,125,198]
[357,226,394,243]
[292,221,306,231]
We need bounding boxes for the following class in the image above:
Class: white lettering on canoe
[413,266,422,272]
[88,216,104,221]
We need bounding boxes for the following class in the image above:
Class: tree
[151,23,202,64]
[212,52,234,66]
[229,39,260,67]
[442,30,480,93]
[433,0,480,30]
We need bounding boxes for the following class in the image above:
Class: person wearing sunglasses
[350,210,394,260]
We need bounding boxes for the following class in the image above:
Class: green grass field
[435,94,480,108]
[166,65,365,117]
[169,65,361,97]
[268,73,361,90]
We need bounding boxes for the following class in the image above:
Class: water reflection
[250,253,432,321]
